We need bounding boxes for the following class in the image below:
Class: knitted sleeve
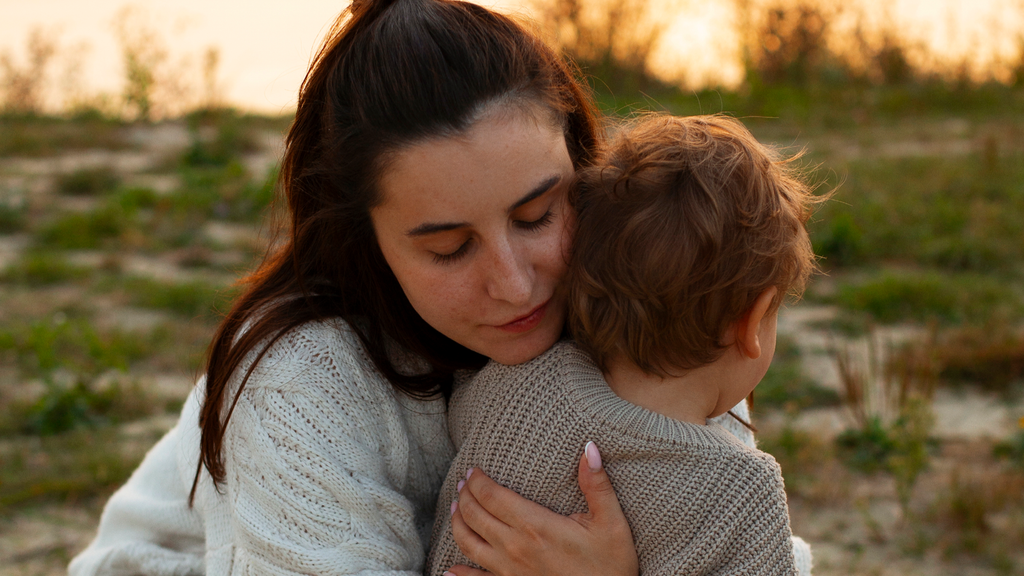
[66,414,206,576]
[218,323,434,575]
[709,453,798,576]
[710,401,814,576]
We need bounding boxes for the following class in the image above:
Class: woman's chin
[481,322,563,366]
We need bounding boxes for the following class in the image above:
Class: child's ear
[736,287,779,360]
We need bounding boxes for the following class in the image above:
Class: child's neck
[602,350,743,426]
[602,342,757,424]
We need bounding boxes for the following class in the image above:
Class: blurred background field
[1,1,1024,575]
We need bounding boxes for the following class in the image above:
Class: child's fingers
[450,504,497,568]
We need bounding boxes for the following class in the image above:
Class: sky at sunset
[2,0,1022,113]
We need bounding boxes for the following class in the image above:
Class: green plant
[122,276,235,318]
[182,109,260,168]
[929,468,1024,560]
[994,427,1024,469]
[833,328,938,517]
[835,416,895,473]
[1,252,91,285]
[887,397,934,514]
[34,204,133,249]
[15,378,153,436]
[0,317,152,379]
[936,326,1024,395]
[57,166,121,196]
[755,335,841,411]
[112,186,159,211]
[0,200,26,233]
[0,427,149,507]
[836,271,1022,325]
[812,212,865,267]
[0,27,58,115]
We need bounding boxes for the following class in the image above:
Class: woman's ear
[736,287,779,360]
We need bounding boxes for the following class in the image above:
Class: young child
[427,114,818,576]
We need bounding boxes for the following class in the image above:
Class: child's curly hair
[568,114,821,375]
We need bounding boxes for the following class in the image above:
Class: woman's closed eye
[430,210,555,265]
[432,240,472,265]
[514,210,554,232]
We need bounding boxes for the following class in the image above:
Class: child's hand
[447,442,639,576]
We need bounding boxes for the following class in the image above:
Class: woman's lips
[495,301,548,334]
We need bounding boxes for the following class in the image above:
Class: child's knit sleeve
[710,452,798,576]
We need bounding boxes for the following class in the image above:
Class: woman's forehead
[373,108,573,222]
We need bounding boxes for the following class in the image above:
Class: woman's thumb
[576,441,622,522]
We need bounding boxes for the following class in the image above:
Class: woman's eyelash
[433,241,470,265]
[431,212,553,265]
[516,211,554,231]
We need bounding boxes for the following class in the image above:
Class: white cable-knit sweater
[69,320,455,576]
[69,319,809,576]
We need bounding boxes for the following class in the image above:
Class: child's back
[427,341,796,576]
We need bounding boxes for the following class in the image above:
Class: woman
[69,1,744,574]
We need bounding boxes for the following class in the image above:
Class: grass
[808,152,1024,274]
[0,200,27,233]
[1,252,91,285]
[1,378,157,436]
[0,115,128,157]
[834,271,1023,325]
[0,427,151,508]
[0,317,156,379]
[755,334,840,411]
[935,326,1024,395]
[120,276,236,318]
[56,167,121,196]
[181,108,263,168]
[994,428,1024,469]
[925,466,1024,562]
[33,204,134,250]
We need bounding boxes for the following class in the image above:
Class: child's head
[568,114,819,376]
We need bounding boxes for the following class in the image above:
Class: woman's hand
[446,442,639,576]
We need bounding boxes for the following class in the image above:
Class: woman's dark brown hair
[192,0,601,500]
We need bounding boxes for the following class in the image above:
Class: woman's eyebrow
[508,175,561,213]
[405,175,563,237]
[406,221,469,237]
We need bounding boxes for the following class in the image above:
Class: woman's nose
[485,240,533,305]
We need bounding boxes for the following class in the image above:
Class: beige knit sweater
[428,341,798,576]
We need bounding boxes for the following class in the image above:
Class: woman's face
[371,106,575,365]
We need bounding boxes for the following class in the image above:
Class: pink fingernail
[444,572,457,576]
[466,468,474,479]
[585,441,602,472]
[450,501,458,517]
[457,479,465,492]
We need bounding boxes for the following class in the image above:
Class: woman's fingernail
[585,441,602,472]
[457,479,465,492]
[444,572,457,576]
[450,501,458,517]
[466,468,474,479]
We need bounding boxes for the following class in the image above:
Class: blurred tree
[530,0,683,92]
[0,27,58,115]
[113,6,166,121]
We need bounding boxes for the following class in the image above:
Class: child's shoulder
[703,421,786,488]
[470,339,590,385]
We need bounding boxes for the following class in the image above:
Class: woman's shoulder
[233,317,388,399]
